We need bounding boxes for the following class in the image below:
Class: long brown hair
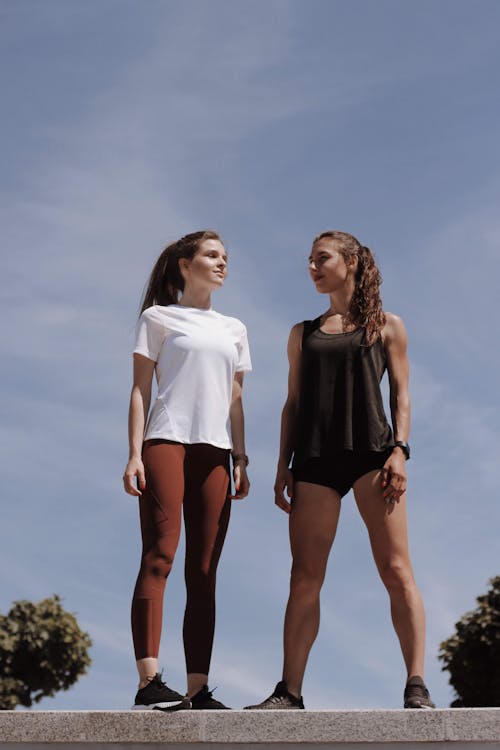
[313,230,385,344]
[140,230,222,314]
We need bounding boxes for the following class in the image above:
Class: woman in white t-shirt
[123,231,251,711]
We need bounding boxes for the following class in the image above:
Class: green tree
[0,595,92,709]
[439,576,500,707]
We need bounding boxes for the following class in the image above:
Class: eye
[309,254,328,266]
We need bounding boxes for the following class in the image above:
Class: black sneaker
[190,684,231,710]
[404,675,435,709]
[132,672,191,711]
[244,680,305,710]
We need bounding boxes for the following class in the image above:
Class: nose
[309,259,318,272]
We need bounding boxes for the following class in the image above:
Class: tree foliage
[439,576,500,707]
[0,595,92,709]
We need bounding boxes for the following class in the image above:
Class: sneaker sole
[404,702,435,709]
[244,705,304,710]
[190,705,231,710]
[132,698,191,711]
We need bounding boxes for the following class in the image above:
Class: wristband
[393,441,410,460]
[232,453,249,467]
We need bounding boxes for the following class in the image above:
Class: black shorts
[292,449,392,498]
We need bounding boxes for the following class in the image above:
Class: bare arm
[123,353,155,496]
[274,323,303,513]
[381,313,411,502]
[229,371,250,500]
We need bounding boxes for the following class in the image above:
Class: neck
[326,279,355,317]
[178,286,213,310]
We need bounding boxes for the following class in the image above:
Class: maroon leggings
[131,441,231,674]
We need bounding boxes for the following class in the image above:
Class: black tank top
[293,317,394,464]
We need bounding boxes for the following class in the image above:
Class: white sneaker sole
[132,699,188,711]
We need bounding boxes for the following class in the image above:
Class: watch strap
[393,440,410,460]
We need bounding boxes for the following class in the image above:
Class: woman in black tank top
[245,231,434,711]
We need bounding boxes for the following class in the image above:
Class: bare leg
[137,657,159,688]
[353,469,426,678]
[282,481,341,698]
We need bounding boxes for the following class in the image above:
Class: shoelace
[149,671,168,690]
[193,685,220,702]
[405,683,428,698]
[268,693,290,704]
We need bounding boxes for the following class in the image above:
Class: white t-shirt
[134,304,252,449]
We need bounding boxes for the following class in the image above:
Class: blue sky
[1,0,499,710]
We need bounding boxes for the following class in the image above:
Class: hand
[123,457,146,496]
[381,450,407,503]
[230,463,250,500]
[274,465,294,514]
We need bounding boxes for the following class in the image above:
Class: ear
[346,254,359,274]
[178,257,190,279]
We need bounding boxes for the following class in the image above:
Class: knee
[143,546,175,580]
[185,562,216,595]
[378,557,414,595]
[290,562,325,599]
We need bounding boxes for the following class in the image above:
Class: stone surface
[443,708,500,741]
[201,710,448,743]
[0,709,499,747]
[0,711,199,744]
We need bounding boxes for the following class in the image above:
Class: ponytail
[351,244,385,345]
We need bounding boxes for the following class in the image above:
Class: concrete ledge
[0,709,499,749]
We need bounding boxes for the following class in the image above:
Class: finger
[232,480,248,499]
[239,479,250,499]
[385,488,403,503]
[388,479,405,498]
[137,469,146,491]
[233,466,241,492]
[384,487,398,503]
[232,488,248,500]
[274,496,291,514]
[380,467,390,488]
[286,477,294,500]
[274,491,288,507]
[383,473,401,492]
[229,476,249,500]
[124,479,141,497]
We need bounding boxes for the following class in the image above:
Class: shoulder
[139,304,166,323]
[381,312,407,347]
[216,312,248,336]
[289,317,320,343]
[289,321,305,339]
[288,321,305,354]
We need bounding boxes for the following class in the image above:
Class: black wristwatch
[393,441,410,460]
[232,453,249,467]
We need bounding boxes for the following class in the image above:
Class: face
[181,239,228,289]
[308,238,354,293]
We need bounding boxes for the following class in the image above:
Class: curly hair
[313,230,385,344]
[140,230,222,314]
